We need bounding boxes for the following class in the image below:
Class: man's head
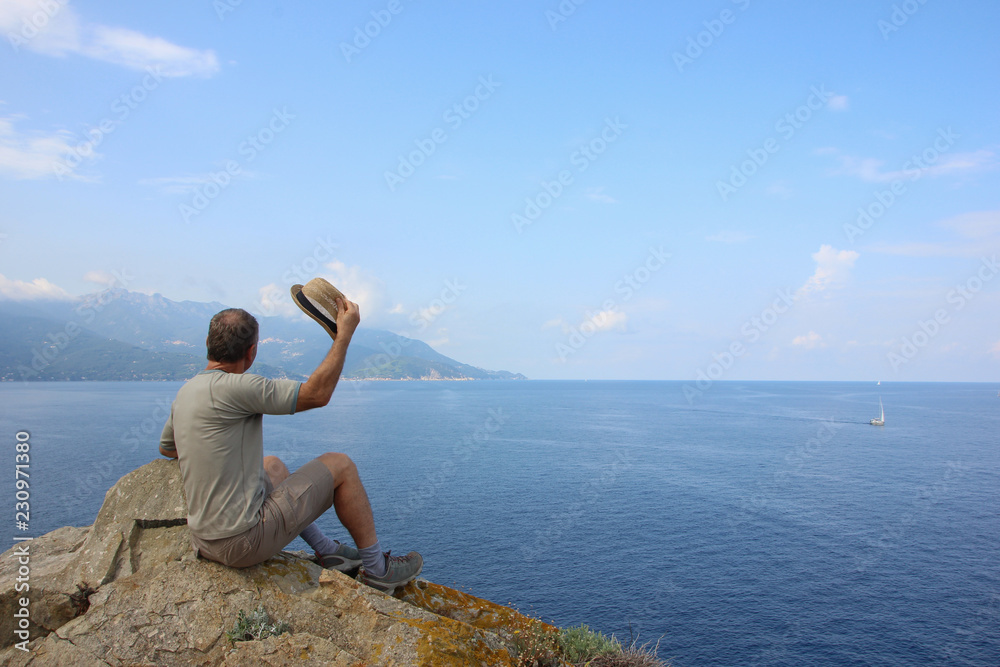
[206,308,259,364]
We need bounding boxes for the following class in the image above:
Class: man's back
[162,370,300,539]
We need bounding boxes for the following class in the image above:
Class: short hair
[206,308,258,363]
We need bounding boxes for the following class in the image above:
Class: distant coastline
[0,289,526,383]
[2,377,527,382]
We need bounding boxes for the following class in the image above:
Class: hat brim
[290,283,339,338]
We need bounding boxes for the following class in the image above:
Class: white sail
[870,396,885,426]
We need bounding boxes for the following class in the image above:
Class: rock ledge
[0,459,551,666]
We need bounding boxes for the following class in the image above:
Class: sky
[1,0,998,382]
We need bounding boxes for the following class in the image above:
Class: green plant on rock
[560,624,622,663]
[509,618,670,667]
[585,643,669,667]
[225,604,291,644]
[586,630,669,667]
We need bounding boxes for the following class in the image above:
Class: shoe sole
[316,556,362,575]
[359,564,423,594]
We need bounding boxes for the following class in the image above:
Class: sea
[2,380,998,666]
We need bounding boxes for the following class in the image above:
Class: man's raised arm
[296,297,360,412]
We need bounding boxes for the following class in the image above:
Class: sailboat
[870,396,885,426]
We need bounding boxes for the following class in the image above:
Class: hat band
[294,289,338,334]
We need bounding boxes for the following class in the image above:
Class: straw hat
[290,277,345,338]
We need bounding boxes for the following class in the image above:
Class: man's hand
[334,296,360,341]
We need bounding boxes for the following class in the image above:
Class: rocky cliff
[0,460,554,666]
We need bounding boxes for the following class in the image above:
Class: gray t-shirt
[160,370,301,539]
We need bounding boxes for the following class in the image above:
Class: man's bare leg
[263,455,356,561]
[268,453,420,585]
[316,452,378,549]
[265,454,377,551]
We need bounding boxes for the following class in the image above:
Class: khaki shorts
[191,458,336,568]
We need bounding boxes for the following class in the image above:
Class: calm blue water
[2,381,998,666]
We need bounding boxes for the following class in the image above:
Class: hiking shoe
[315,542,362,575]
[357,551,423,594]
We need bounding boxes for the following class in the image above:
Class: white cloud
[139,173,252,195]
[942,210,1000,240]
[0,1,220,182]
[586,309,627,332]
[792,331,824,349]
[827,94,849,111]
[83,270,113,285]
[82,269,131,288]
[870,210,1000,258]
[706,230,754,244]
[766,181,794,199]
[0,115,91,180]
[255,283,299,319]
[0,273,73,300]
[546,310,627,336]
[990,341,1000,358]
[797,244,859,298]
[0,1,218,77]
[867,242,979,258]
[426,328,450,348]
[84,25,219,77]
[0,0,80,54]
[413,302,451,328]
[139,175,211,195]
[825,148,996,183]
[319,260,392,326]
[585,187,616,204]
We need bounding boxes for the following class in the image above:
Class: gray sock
[358,541,386,577]
[300,523,340,556]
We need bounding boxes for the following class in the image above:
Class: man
[159,296,422,593]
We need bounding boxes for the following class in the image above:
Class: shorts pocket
[221,534,255,567]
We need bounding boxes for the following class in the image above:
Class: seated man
[158,296,421,593]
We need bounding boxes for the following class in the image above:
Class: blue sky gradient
[1,0,998,381]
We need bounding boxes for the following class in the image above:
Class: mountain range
[0,289,526,382]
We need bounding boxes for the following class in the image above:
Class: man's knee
[263,455,290,484]
[317,452,356,481]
